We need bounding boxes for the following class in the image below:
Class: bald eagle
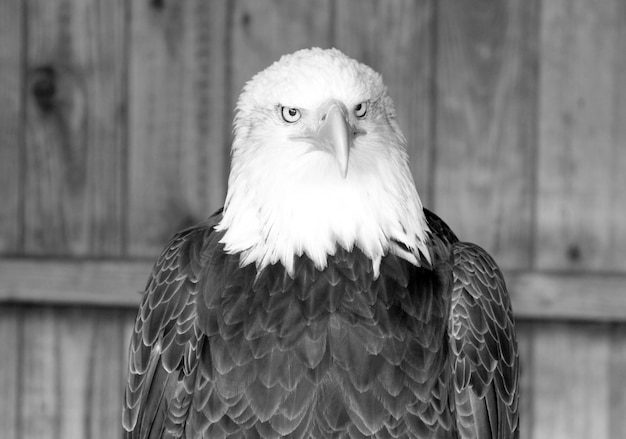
[123,48,519,439]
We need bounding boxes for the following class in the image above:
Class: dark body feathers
[123,209,519,438]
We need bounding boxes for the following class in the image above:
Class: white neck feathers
[216,138,431,277]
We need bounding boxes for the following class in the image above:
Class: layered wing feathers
[123,212,220,439]
[424,209,519,439]
[449,242,519,439]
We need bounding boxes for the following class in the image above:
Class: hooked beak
[316,102,357,178]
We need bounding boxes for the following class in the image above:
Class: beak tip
[339,162,349,179]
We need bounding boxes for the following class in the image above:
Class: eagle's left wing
[123,212,221,439]
[449,242,520,439]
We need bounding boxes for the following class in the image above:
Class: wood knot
[241,12,251,27]
[566,243,582,263]
[31,66,57,112]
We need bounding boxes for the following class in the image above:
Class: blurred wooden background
[1,0,625,438]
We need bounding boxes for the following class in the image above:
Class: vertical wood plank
[334,0,435,204]
[56,308,96,439]
[531,323,610,439]
[87,309,136,439]
[434,0,538,269]
[0,0,23,253]
[20,307,57,439]
[609,324,626,438]
[23,0,126,256]
[128,0,231,257]
[19,306,135,439]
[536,0,626,271]
[0,306,20,439]
[229,0,332,110]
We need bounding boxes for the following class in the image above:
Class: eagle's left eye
[354,102,368,118]
[281,106,301,123]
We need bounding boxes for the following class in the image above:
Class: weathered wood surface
[128,0,230,257]
[0,0,625,438]
[9,306,134,439]
[22,0,126,256]
[0,259,150,306]
[510,271,626,321]
[230,0,332,102]
[0,306,19,439]
[609,326,626,438]
[0,0,23,254]
[528,323,626,438]
[536,0,626,271]
[434,0,538,270]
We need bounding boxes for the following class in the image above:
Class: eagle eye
[281,106,301,123]
[354,102,368,118]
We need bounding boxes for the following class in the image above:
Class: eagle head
[217,48,430,275]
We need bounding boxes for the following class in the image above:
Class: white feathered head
[217,48,430,275]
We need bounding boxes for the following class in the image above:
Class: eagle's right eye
[281,106,301,123]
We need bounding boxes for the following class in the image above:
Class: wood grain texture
[229,0,332,110]
[22,0,126,256]
[56,308,97,439]
[536,0,626,271]
[434,0,538,270]
[128,0,231,257]
[508,271,626,321]
[609,324,626,438]
[19,307,57,439]
[84,309,134,439]
[530,323,611,439]
[0,259,151,306]
[17,306,135,439]
[0,306,20,439]
[0,0,23,254]
[1,3,626,439]
[334,0,435,204]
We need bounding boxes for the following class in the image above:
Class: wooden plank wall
[0,1,625,438]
